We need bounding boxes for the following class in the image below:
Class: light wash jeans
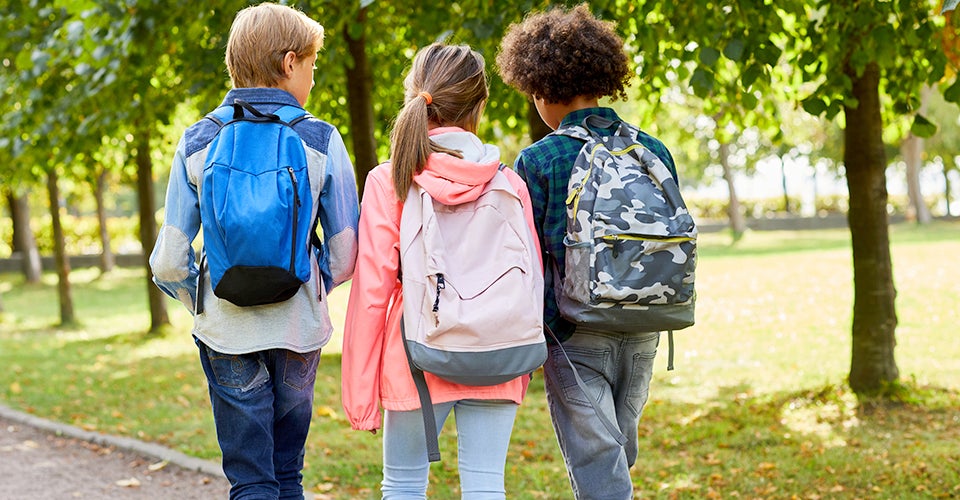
[542,327,660,500]
[381,399,519,500]
[196,339,321,500]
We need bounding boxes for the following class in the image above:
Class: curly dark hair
[496,4,631,104]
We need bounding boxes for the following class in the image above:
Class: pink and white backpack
[399,168,546,386]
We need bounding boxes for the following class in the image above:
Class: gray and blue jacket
[150,88,359,355]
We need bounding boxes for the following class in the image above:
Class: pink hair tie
[418,91,433,105]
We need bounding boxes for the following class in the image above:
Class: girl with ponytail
[341,43,539,499]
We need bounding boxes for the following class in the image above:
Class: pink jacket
[341,127,542,432]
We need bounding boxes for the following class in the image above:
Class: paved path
[0,404,231,499]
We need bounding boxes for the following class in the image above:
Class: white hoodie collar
[430,129,500,165]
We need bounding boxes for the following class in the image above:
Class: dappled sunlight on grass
[637,382,960,499]
[779,388,859,448]
[2,222,959,498]
[129,330,199,361]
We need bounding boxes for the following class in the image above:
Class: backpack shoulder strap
[204,105,235,129]
[206,101,309,128]
[550,122,592,141]
[485,168,522,201]
[273,104,310,126]
[400,319,442,462]
[543,324,628,446]
[552,114,642,143]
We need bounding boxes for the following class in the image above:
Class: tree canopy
[3,0,959,399]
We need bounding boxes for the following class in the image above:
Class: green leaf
[741,63,763,88]
[825,101,843,120]
[910,114,937,138]
[799,51,819,68]
[871,25,896,65]
[700,47,721,67]
[690,67,714,98]
[723,38,745,61]
[944,78,960,103]
[756,44,782,66]
[801,96,827,115]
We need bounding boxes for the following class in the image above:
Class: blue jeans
[381,399,519,499]
[542,327,659,500]
[196,339,321,500]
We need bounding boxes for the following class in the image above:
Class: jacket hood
[412,127,501,205]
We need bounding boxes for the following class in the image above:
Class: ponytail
[390,94,439,201]
[389,43,489,201]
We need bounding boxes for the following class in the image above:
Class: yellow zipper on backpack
[566,142,646,212]
[602,234,695,244]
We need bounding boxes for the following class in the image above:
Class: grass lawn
[1,221,959,499]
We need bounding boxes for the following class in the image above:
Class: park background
[2,0,960,498]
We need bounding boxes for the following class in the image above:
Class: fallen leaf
[314,482,335,492]
[148,460,169,471]
[315,406,341,420]
[116,478,141,488]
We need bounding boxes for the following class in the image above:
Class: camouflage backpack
[552,115,697,355]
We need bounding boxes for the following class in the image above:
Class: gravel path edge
[0,402,225,479]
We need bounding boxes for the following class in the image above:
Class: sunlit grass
[1,220,959,498]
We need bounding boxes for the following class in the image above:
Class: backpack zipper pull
[610,235,621,259]
[432,273,445,313]
[288,167,301,207]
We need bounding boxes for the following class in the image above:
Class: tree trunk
[135,124,170,332]
[527,99,553,143]
[95,169,116,273]
[904,85,932,224]
[7,192,24,253]
[780,157,791,213]
[902,132,931,224]
[946,162,954,216]
[8,192,42,283]
[843,61,899,398]
[46,168,75,325]
[719,142,747,239]
[343,6,377,197]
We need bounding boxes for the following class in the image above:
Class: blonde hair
[225,3,324,88]
[390,44,489,201]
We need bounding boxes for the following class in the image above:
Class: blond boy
[150,3,358,497]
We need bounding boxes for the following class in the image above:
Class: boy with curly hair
[497,4,679,499]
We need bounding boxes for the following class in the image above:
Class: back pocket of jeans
[205,350,266,391]
[554,347,609,408]
[282,350,320,391]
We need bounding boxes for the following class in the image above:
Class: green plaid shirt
[513,107,678,342]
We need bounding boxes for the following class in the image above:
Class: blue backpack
[198,99,317,308]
